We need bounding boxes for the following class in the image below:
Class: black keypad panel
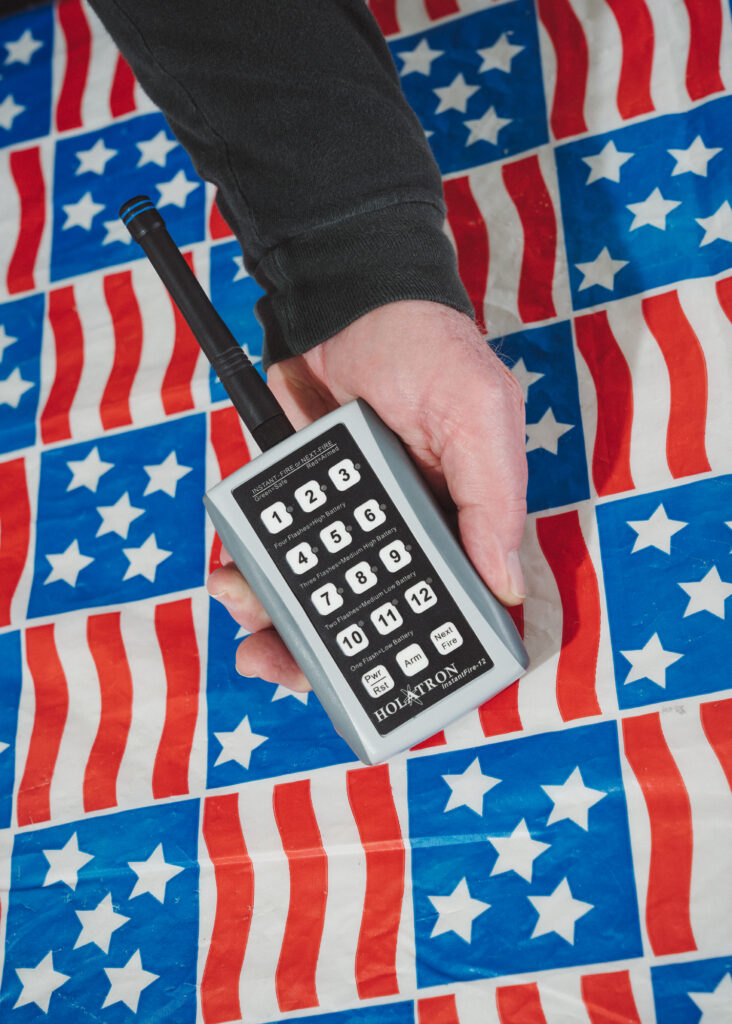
[233,424,493,736]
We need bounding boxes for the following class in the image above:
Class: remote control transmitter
[120,197,529,765]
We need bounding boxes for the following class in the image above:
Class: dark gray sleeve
[87,0,473,367]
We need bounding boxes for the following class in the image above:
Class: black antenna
[119,196,295,452]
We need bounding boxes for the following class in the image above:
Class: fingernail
[208,588,228,601]
[506,549,526,600]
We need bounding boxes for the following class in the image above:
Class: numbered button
[329,458,360,491]
[404,580,437,613]
[345,561,378,593]
[396,643,429,677]
[319,520,352,553]
[294,480,327,512]
[379,539,411,572]
[260,501,292,534]
[369,601,403,636]
[311,582,343,616]
[336,624,369,657]
[285,542,318,575]
[354,498,386,532]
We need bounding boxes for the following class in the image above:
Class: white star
[510,357,544,403]
[233,255,248,280]
[696,201,732,246]
[428,877,490,942]
[5,29,43,65]
[442,757,500,814]
[477,33,524,73]
[0,741,8,755]
[541,766,606,830]
[75,137,117,175]
[487,818,550,882]
[214,715,268,769]
[143,450,192,497]
[121,533,172,582]
[620,633,683,688]
[464,106,512,147]
[727,521,732,553]
[669,135,721,177]
[397,38,444,76]
[0,93,25,130]
[45,538,94,587]
[271,684,309,704]
[14,952,69,1013]
[688,973,732,1023]
[525,407,574,454]
[0,366,33,407]
[62,190,105,231]
[102,950,159,1013]
[0,323,18,361]
[528,877,593,944]
[582,141,633,184]
[679,566,732,618]
[137,129,178,167]
[156,168,199,208]
[102,218,134,246]
[96,492,145,539]
[74,892,129,953]
[626,187,681,231]
[575,247,628,291]
[43,832,94,890]
[67,446,114,492]
[627,504,687,554]
[128,843,184,903]
[434,73,480,114]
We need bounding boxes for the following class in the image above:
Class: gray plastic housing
[204,399,528,764]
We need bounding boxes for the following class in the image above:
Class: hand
[207,300,527,691]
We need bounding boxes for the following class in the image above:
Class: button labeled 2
[294,480,326,512]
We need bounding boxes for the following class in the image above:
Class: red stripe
[209,406,252,571]
[83,612,133,813]
[604,0,655,118]
[622,713,696,955]
[502,156,557,323]
[347,764,405,999]
[17,625,69,826]
[101,271,143,430]
[41,286,84,444]
[162,251,200,415]
[536,511,602,721]
[425,0,459,19]
[641,292,710,478]
[480,605,523,736]
[201,793,253,1024]
[56,0,91,131]
[444,176,489,333]
[417,994,460,1024]
[684,0,724,100]
[496,983,548,1024]
[574,311,635,496]
[700,698,732,792]
[536,0,588,138]
[8,148,45,295]
[0,458,30,627]
[209,198,234,240]
[581,970,642,1024]
[715,275,732,322]
[367,0,399,36]
[411,730,447,750]
[151,599,200,798]
[273,779,327,1012]
[110,54,136,117]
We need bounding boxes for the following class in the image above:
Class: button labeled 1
[260,501,292,534]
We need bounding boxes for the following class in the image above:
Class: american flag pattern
[1,0,732,1021]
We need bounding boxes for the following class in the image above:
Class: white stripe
[310,767,367,1008]
[453,982,502,1024]
[8,450,40,629]
[469,163,523,338]
[571,0,624,133]
[677,276,732,474]
[383,756,416,997]
[571,319,598,501]
[185,588,208,796]
[536,17,558,141]
[128,258,177,425]
[49,611,101,823]
[82,4,120,129]
[0,151,20,300]
[537,146,571,323]
[539,972,590,1024]
[51,3,69,129]
[606,298,674,493]
[392,0,432,36]
[68,274,114,441]
[618,713,653,956]
[115,602,168,807]
[237,779,290,1023]
[442,706,494,750]
[661,705,732,954]
[579,504,616,718]
[645,0,694,115]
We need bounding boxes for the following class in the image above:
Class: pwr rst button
[361,665,394,698]
[430,622,463,655]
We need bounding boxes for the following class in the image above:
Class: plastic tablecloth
[0,1,731,1021]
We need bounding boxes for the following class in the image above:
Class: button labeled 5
[319,520,351,553]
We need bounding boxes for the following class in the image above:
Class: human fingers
[235,628,311,691]
[206,564,273,631]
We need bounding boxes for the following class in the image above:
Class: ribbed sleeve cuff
[253,200,474,368]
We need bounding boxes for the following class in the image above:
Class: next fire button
[430,622,463,655]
